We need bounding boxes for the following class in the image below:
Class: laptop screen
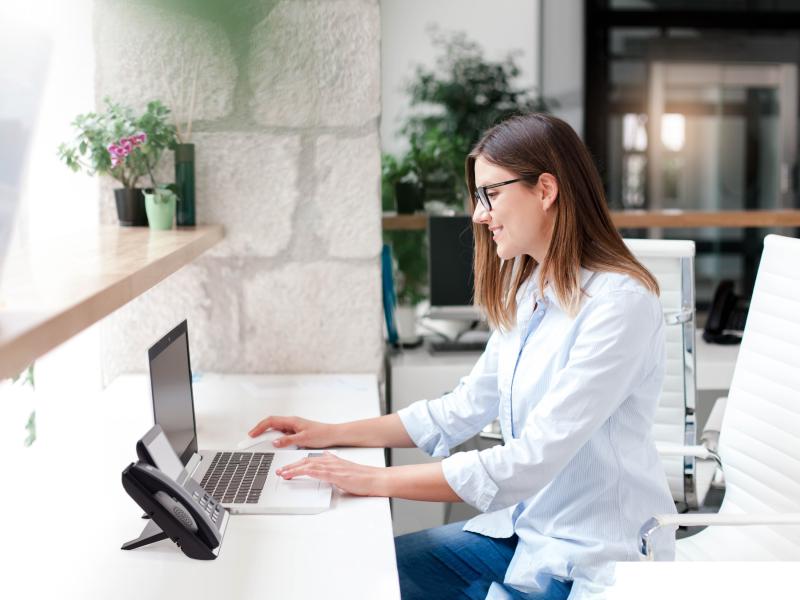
[148,320,198,465]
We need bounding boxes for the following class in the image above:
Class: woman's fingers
[276,453,377,497]
[249,415,298,437]
[278,461,329,481]
[278,454,323,474]
[273,432,305,447]
[280,463,326,480]
[276,456,309,476]
[277,452,338,477]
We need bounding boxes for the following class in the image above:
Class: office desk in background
[5,374,399,600]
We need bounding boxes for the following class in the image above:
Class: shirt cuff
[441,450,499,513]
[397,401,450,457]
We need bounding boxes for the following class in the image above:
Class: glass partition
[587,8,800,307]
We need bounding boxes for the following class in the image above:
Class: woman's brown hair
[466,113,659,330]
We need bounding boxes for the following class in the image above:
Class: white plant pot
[395,304,421,344]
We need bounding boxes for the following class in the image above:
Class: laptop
[147,320,332,515]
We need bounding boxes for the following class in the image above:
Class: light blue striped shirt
[398,268,676,598]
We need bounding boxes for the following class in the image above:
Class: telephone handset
[121,425,229,560]
[703,279,749,345]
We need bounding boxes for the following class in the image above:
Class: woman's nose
[472,201,490,224]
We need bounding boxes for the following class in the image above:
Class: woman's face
[472,156,558,262]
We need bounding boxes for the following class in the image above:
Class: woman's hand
[248,416,339,449]
[276,452,387,497]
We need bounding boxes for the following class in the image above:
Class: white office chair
[625,239,716,510]
[639,234,800,560]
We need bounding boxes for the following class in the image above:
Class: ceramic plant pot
[395,181,424,214]
[144,189,177,230]
[114,187,148,226]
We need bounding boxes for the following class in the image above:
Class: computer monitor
[426,215,481,321]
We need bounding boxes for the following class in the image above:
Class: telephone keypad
[187,480,223,529]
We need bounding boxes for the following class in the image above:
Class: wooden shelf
[382,213,428,230]
[383,210,800,230]
[611,209,800,228]
[0,225,223,380]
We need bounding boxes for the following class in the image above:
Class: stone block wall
[94,0,383,382]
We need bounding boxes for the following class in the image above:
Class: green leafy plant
[58,98,177,189]
[385,230,428,306]
[383,30,554,304]
[395,29,553,207]
[11,363,36,447]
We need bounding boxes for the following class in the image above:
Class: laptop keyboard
[200,451,274,504]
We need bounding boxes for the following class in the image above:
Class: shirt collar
[533,266,596,308]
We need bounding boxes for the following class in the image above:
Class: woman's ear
[538,173,558,212]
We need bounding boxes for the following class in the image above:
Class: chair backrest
[625,239,698,506]
[713,234,800,557]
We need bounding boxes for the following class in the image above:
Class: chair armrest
[638,513,800,559]
[479,420,502,440]
[703,397,727,433]
[655,442,721,468]
[700,397,727,452]
[664,309,693,326]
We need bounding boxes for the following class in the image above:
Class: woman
[248,113,676,599]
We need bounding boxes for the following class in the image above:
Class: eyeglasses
[473,177,529,212]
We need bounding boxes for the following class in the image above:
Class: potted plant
[396,29,555,209]
[58,98,177,226]
[106,132,178,231]
[382,153,424,214]
[381,30,555,311]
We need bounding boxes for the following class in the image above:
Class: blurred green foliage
[11,363,36,447]
[399,29,553,205]
[384,230,428,306]
[137,0,277,61]
[383,30,554,305]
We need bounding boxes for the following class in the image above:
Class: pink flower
[107,132,147,169]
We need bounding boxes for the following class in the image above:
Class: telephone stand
[121,518,168,551]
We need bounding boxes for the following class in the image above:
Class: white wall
[541,0,584,135]
[380,0,541,156]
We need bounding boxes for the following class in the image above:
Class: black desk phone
[703,279,749,345]
[121,424,229,560]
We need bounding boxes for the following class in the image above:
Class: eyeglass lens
[475,188,491,211]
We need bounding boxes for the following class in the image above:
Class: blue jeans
[395,521,573,600]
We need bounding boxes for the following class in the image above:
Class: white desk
[5,374,399,600]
